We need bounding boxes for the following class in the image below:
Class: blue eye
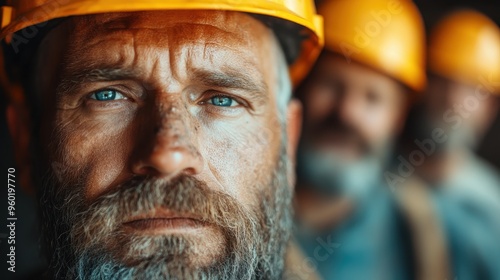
[209,96,234,107]
[90,90,126,101]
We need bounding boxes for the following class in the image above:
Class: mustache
[68,176,259,259]
[316,115,361,137]
[307,115,370,151]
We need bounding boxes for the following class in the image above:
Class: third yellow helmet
[428,9,500,93]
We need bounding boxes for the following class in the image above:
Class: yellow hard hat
[0,0,323,86]
[318,0,426,92]
[428,9,500,93]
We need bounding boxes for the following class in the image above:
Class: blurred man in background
[290,0,428,279]
[401,9,500,280]
[1,0,323,279]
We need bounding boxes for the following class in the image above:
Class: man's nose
[131,105,204,178]
[338,92,363,124]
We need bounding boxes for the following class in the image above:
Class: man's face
[295,52,407,194]
[33,10,292,279]
[298,52,406,161]
[424,75,498,148]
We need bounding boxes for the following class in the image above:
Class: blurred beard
[412,112,478,153]
[437,121,478,151]
[297,145,383,200]
[297,116,387,198]
[37,147,291,280]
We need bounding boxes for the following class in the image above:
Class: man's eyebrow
[56,68,140,96]
[193,69,268,95]
[56,67,269,98]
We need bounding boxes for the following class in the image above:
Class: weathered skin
[8,10,302,273]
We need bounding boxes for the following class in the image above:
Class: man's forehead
[68,10,269,46]
[48,10,276,79]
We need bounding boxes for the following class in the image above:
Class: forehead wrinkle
[62,10,271,63]
[60,33,169,92]
[62,33,135,78]
[71,10,265,53]
[79,13,252,48]
[184,41,262,77]
[56,11,274,97]
[66,24,259,76]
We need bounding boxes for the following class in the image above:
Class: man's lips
[122,209,207,234]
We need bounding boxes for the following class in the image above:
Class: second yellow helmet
[318,0,426,92]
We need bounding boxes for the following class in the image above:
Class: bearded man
[1,1,323,279]
[291,0,427,279]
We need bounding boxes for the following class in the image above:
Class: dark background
[1,1,500,279]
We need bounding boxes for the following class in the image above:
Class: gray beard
[37,148,291,280]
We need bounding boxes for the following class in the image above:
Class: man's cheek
[365,111,395,145]
[52,115,132,189]
[201,122,278,200]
